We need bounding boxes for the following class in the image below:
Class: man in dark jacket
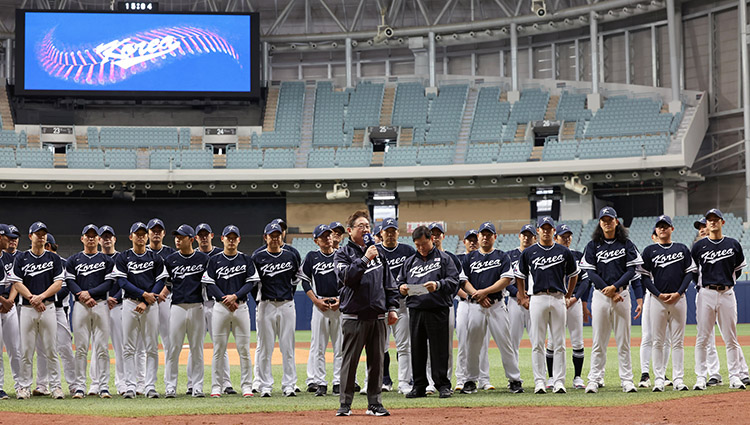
[398,226,459,399]
[333,210,399,417]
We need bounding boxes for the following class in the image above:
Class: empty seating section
[336,147,372,167]
[262,148,296,169]
[384,146,418,167]
[418,145,455,165]
[424,84,468,144]
[509,88,549,123]
[313,82,348,147]
[541,138,577,161]
[259,81,304,147]
[555,91,592,121]
[98,127,180,148]
[150,150,180,169]
[0,147,15,167]
[226,147,263,169]
[584,96,673,137]
[67,148,105,169]
[105,149,137,169]
[345,82,384,130]
[470,87,510,143]
[17,147,53,168]
[308,148,335,168]
[578,135,669,159]
[465,143,501,164]
[391,83,428,128]
[498,142,532,162]
[180,149,213,169]
[0,130,24,146]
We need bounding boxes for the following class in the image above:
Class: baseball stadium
[0,0,746,423]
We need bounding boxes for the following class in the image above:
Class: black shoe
[146,389,159,399]
[366,404,390,416]
[224,386,237,395]
[438,387,452,398]
[122,390,135,399]
[307,383,318,393]
[315,385,327,397]
[354,383,361,392]
[186,388,192,395]
[332,384,340,395]
[460,381,477,394]
[336,404,352,417]
[509,381,524,394]
[405,388,426,398]
[743,377,750,386]
[707,377,721,387]
[0,390,9,400]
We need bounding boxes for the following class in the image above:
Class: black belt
[261,297,291,302]
[459,296,467,302]
[705,284,730,291]
[534,289,563,295]
[125,297,143,303]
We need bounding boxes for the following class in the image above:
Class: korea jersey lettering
[252,249,302,301]
[515,243,579,295]
[462,249,515,301]
[691,237,746,287]
[65,252,115,301]
[8,250,65,305]
[639,243,696,295]
[165,251,209,304]
[580,239,643,288]
[300,250,338,298]
[111,249,168,302]
[397,247,459,309]
[202,252,259,302]
[253,243,302,264]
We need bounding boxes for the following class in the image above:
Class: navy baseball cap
[272,218,287,231]
[98,225,115,236]
[429,222,445,234]
[381,218,398,231]
[329,221,345,232]
[147,218,165,230]
[373,224,382,236]
[264,222,283,235]
[693,217,707,230]
[537,216,556,228]
[519,224,537,236]
[598,206,617,220]
[196,223,213,234]
[81,224,99,235]
[129,222,148,234]
[173,224,196,238]
[0,224,10,237]
[222,225,240,237]
[29,221,48,234]
[7,224,19,238]
[655,214,674,228]
[464,229,478,240]
[555,224,573,236]
[705,208,724,220]
[478,222,496,235]
[46,234,56,245]
[313,224,331,239]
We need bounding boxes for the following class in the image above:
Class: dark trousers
[339,318,387,405]
[409,307,451,391]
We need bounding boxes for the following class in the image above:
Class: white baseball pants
[306,305,342,387]
[36,306,76,392]
[454,299,489,386]
[640,292,670,376]
[121,299,159,394]
[695,287,746,381]
[465,301,521,383]
[509,297,532,362]
[211,302,252,395]
[19,304,60,390]
[531,293,566,386]
[650,294,687,383]
[72,300,110,392]
[588,289,634,387]
[1,305,22,391]
[255,300,297,393]
[165,303,205,394]
[187,300,231,391]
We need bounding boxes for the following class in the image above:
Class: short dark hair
[412,225,431,241]
[346,209,371,228]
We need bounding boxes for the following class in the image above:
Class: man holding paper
[397,226,459,399]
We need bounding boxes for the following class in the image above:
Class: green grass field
[2,324,749,417]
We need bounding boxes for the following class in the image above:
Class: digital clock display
[117,2,159,12]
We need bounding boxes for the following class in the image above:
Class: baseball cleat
[186,388,193,395]
[165,390,176,399]
[366,404,390,416]
[665,379,673,387]
[623,382,637,393]
[585,382,598,394]
[553,382,566,394]
[210,393,221,398]
[398,386,412,395]
[332,384,340,395]
[192,391,205,398]
[460,381,477,394]
[707,377,721,387]
[509,381,524,394]
[573,376,585,389]
[382,383,392,392]
[307,383,318,393]
[729,377,747,390]
[673,381,689,391]
[72,390,85,399]
[359,386,368,395]
[482,383,496,391]
[122,390,135,399]
[353,383,361,392]
[0,390,8,400]
[336,404,352,416]
[652,379,665,393]
[454,383,464,392]
[546,377,554,390]
[87,388,99,396]
[223,386,237,395]
[438,387,452,398]
[743,377,750,386]
[242,391,253,398]
[51,388,65,399]
[534,382,547,394]
[315,385,327,397]
[638,373,650,388]
[33,387,50,396]
[425,385,436,395]
[261,391,271,398]
[16,388,30,400]
[283,390,296,397]
[146,390,160,399]
[694,377,707,391]
[294,386,301,393]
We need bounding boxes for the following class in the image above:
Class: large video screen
[16,10,259,98]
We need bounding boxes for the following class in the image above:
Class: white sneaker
[694,377,706,391]
[397,386,412,395]
[16,388,30,400]
[454,383,464,392]
[729,377,747,390]
[573,376,585,389]
[553,382,566,394]
[585,382,598,394]
[51,387,65,399]
[664,379,673,387]
[359,384,367,395]
[425,385,436,395]
[381,383,392,392]
[622,381,637,393]
[482,383,495,391]
[673,380,689,391]
[652,378,665,392]
[534,382,547,394]
[545,377,554,389]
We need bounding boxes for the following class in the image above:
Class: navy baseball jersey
[580,239,642,289]
[379,243,417,280]
[65,252,115,301]
[397,247,459,309]
[104,251,122,302]
[202,252,259,302]
[515,243,579,295]
[165,251,209,304]
[149,245,177,261]
[201,247,223,257]
[253,243,302,264]
[462,249,514,301]
[252,248,302,301]
[300,250,338,298]
[111,249,168,302]
[506,248,523,297]
[8,250,65,305]
[1,251,14,297]
[639,243,696,295]
[691,237,746,287]
[571,250,591,300]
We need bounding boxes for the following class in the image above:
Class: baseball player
[202,225,259,398]
[692,208,749,390]
[0,224,22,398]
[146,218,176,381]
[329,222,347,250]
[460,221,523,394]
[112,221,169,399]
[372,224,383,244]
[454,229,491,392]
[253,222,302,397]
[164,224,208,398]
[8,221,66,400]
[581,207,643,394]
[252,218,302,261]
[506,225,536,371]
[546,223,590,390]
[301,224,342,397]
[638,215,695,392]
[187,223,230,396]
[515,216,579,394]
[66,224,114,399]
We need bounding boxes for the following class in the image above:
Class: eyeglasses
[352,223,370,230]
